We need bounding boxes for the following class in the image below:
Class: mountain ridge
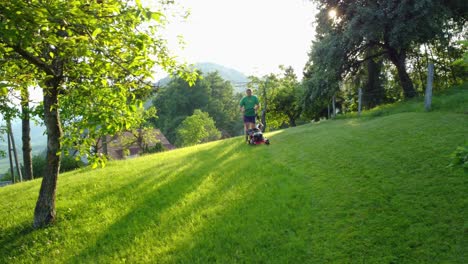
[157,62,249,93]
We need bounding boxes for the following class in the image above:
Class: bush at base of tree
[31,152,84,179]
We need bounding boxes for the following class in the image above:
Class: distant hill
[157,62,249,93]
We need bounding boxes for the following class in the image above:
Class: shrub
[60,154,84,173]
[32,151,84,178]
[144,142,166,154]
[32,154,47,178]
[0,171,12,181]
[449,144,468,170]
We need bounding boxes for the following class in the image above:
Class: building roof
[100,129,175,160]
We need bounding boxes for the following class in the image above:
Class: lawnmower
[246,123,270,145]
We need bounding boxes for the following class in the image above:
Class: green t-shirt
[239,95,259,116]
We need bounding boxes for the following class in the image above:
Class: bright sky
[25,1,317,103]
[156,0,317,79]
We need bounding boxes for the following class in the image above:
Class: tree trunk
[387,48,416,98]
[364,50,385,108]
[288,115,296,127]
[7,123,15,183]
[21,88,33,180]
[34,80,62,228]
[8,119,23,182]
[261,109,266,133]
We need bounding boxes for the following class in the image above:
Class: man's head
[246,88,252,96]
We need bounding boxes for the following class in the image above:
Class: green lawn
[0,88,466,263]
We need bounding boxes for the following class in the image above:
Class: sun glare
[328,9,337,19]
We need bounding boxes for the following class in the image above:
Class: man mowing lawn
[239,88,260,142]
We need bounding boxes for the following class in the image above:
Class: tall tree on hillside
[305,0,467,99]
[203,72,241,137]
[0,0,196,228]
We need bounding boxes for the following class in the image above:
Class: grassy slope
[0,88,466,263]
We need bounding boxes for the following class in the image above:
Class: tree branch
[10,44,55,76]
[95,48,157,90]
[344,50,388,76]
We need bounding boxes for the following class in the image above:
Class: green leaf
[151,12,162,22]
[0,87,8,96]
[92,28,102,38]
[136,0,143,9]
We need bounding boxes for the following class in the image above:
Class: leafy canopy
[0,0,197,166]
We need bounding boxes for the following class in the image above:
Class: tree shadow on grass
[0,141,243,262]
[0,223,36,262]
[64,140,255,263]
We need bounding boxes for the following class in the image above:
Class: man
[239,88,259,142]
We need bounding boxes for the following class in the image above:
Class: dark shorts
[243,115,255,123]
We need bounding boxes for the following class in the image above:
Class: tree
[153,72,209,143]
[247,67,305,130]
[203,72,242,137]
[0,0,195,228]
[153,71,241,142]
[0,87,22,182]
[271,66,303,127]
[20,87,34,180]
[175,110,221,147]
[306,0,467,99]
[113,107,163,156]
[247,74,280,131]
[0,59,36,181]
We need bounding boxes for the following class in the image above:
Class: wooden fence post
[425,63,434,111]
